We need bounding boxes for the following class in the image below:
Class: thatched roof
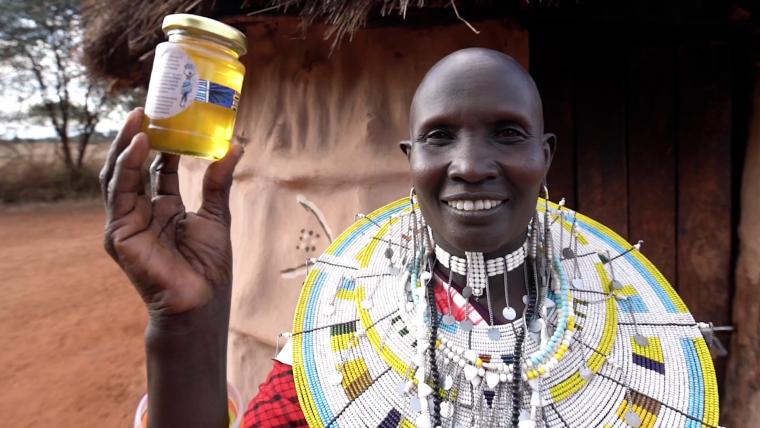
[82,0,555,88]
[82,0,757,88]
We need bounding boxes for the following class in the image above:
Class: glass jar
[143,14,247,160]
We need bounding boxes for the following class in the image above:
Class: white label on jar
[145,44,199,119]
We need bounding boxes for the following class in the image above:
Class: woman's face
[404,50,554,256]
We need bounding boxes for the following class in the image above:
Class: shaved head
[410,48,544,136]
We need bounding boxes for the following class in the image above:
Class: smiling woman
[103,46,720,428]
[403,49,553,257]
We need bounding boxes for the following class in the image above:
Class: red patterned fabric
[243,360,307,427]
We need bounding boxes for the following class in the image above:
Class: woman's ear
[399,140,412,160]
[542,133,557,172]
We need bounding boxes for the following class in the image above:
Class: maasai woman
[102,48,720,428]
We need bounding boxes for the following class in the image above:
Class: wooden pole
[723,63,760,427]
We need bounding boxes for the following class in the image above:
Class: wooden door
[530,22,737,392]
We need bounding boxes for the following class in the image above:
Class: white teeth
[447,199,503,211]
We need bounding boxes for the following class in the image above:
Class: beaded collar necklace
[433,240,528,299]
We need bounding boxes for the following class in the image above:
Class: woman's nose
[447,138,499,184]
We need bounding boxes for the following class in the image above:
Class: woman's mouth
[445,199,504,212]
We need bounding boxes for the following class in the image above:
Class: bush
[0,161,102,203]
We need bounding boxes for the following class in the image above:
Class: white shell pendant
[442,374,454,390]
[415,413,432,428]
[442,314,455,325]
[502,306,517,321]
[580,366,594,381]
[460,319,473,332]
[529,318,545,333]
[485,371,500,389]
[418,382,433,397]
[440,401,454,418]
[463,364,479,381]
[410,396,421,412]
[572,278,585,289]
[634,334,650,347]
[530,390,542,407]
[488,327,501,341]
[330,371,343,385]
[624,410,642,427]
[420,271,432,284]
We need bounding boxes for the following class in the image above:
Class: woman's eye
[424,130,453,142]
[495,128,524,140]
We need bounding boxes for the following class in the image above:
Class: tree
[0,0,139,170]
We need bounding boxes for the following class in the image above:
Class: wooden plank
[675,42,732,326]
[626,44,678,286]
[574,36,629,237]
[531,26,576,207]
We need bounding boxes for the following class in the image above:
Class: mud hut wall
[177,18,529,400]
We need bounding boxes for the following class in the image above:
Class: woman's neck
[434,253,529,325]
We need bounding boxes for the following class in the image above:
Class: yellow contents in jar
[143,14,247,160]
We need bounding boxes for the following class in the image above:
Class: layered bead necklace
[404,207,576,428]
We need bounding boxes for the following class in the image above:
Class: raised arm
[100,108,244,428]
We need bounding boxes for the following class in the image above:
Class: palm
[101,109,243,316]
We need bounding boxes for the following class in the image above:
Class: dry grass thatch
[81,0,515,88]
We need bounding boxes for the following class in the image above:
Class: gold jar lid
[162,13,247,56]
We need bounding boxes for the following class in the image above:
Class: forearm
[144,305,230,428]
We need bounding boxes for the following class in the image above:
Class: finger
[150,152,181,197]
[100,108,145,203]
[107,133,151,221]
[199,144,244,222]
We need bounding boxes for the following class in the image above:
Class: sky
[0,107,123,140]
[0,54,126,140]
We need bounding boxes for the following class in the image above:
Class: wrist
[146,293,231,337]
[143,302,230,428]
[144,299,230,367]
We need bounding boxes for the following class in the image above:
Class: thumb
[199,144,244,222]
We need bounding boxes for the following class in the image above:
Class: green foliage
[0,0,141,170]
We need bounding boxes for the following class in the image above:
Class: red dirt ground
[0,199,147,427]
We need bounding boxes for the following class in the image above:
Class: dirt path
[0,199,147,427]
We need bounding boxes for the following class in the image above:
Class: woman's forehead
[410,62,542,129]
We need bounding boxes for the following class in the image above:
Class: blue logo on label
[195,79,240,111]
